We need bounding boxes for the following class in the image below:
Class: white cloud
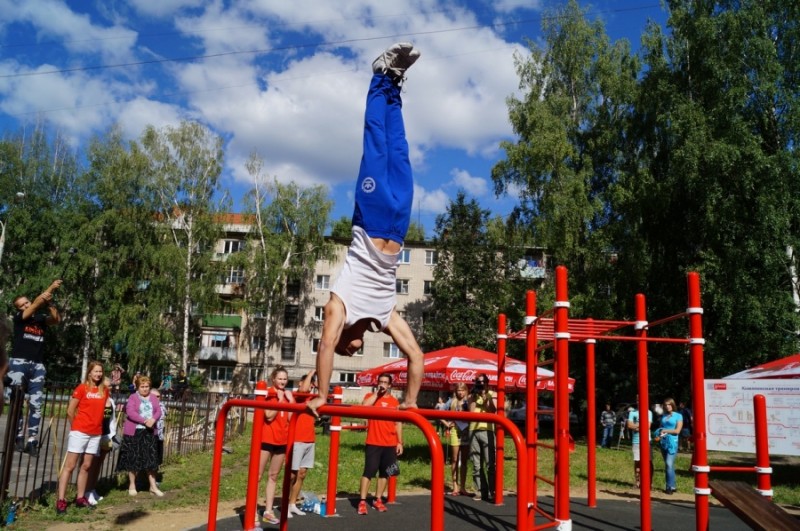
[413,184,450,215]
[131,0,205,19]
[450,168,488,197]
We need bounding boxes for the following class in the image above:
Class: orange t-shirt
[364,393,399,447]
[70,384,109,436]
[294,395,316,443]
[261,387,290,446]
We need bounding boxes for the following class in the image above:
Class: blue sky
[0,0,666,237]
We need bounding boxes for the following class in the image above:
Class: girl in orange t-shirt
[56,361,109,514]
[258,366,294,525]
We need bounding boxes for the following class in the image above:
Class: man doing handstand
[306,43,424,416]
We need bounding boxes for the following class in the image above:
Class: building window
[252,308,266,319]
[399,249,411,264]
[396,279,409,295]
[424,280,433,295]
[315,275,330,290]
[339,372,357,383]
[283,304,299,328]
[286,279,301,298]
[210,334,228,348]
[311,338,320,354]
[384,342,400,358]
[314,306,324,322]
[223,240,245,254]
[209,366,234,382]
[251,336,266,351]
[223,266,245,284]
[281,337,296,361]
[425,250,438,265]
[249,366,262,383]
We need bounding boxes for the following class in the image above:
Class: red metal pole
[753,394,772,500]
[687,272,710,531]
[244,381,267,531]
[325,386,343,516]
[495,313,507,505]
[525,290,538,515]
[585,318,597,508]
[554,266,571,528]
[635,294,652,531]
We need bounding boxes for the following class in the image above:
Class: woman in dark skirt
[117,375,164,496]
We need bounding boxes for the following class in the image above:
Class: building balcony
[198,346,237,362]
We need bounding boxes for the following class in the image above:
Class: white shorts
[632,443,653,462]
[291,442,316,471]
[67,431,101,455]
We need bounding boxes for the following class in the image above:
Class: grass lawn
[9,422,800,529]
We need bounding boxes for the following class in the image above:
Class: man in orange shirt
[357,373,402,515]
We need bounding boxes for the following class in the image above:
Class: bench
[710,480,799,531]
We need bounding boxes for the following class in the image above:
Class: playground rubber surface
[189,493,758,530]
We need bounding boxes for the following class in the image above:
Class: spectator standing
[434,395,447,436]
[55,361,109,514]
[117,376,164,497]
[110,364,124,395]
[286,369,317,518]
[151,389,168,466]
[7,279,62,456]
[443,383,471,495]
[599,403,616,449]
[258,366,294,526]
[469,373,496,502]
[626,401,653,490]
[158,373,173,400]
[655,398,683,494]
[174,370,188,400]
[357,373,402,516]
[678,400,693,452]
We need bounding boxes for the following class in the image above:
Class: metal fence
[0,383,247,503]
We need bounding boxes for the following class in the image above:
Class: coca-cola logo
[449,369,478,382]
[518,375,527,386]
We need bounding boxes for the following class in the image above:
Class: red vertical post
[387,475,398,503]
[244,381,267,531]
[325,386,343,516]
[495,313,507,505]
[525,290,538,513]
[635,294,652,531]
[687,272,710,531]
[753,394,772,499]
[585,318,597,508]
[553,266,571,528]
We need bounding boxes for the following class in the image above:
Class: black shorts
[261,442,287,454]
[363,444,397,479]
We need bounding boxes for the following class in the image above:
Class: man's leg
[26,362,46,444]
[470,431,483,496]
[485,432,496,499]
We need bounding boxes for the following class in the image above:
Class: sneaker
[287,504,305,516]
[23,440,38,457]
[263,511,280,525]
[14,438,24,453]
[74,496,92,509]
[357,500,368,515]
[56,498,67,515]
[372,42,421,83]
[372,498,387,512]
[87,490,103,505]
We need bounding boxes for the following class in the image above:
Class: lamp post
[0,191,26,266]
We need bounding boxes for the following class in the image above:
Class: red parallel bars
[243,381,267,531]
[525,290,538,515]
[207,401,446,531]
[325,386,343,515]
[495,313,507,505]
[553,266,571,527]
[687,272,710,531]
[753,394,773,499]
[585,318,597,508]
[635,293,652,531]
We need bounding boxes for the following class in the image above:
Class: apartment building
[194,216,437,398]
